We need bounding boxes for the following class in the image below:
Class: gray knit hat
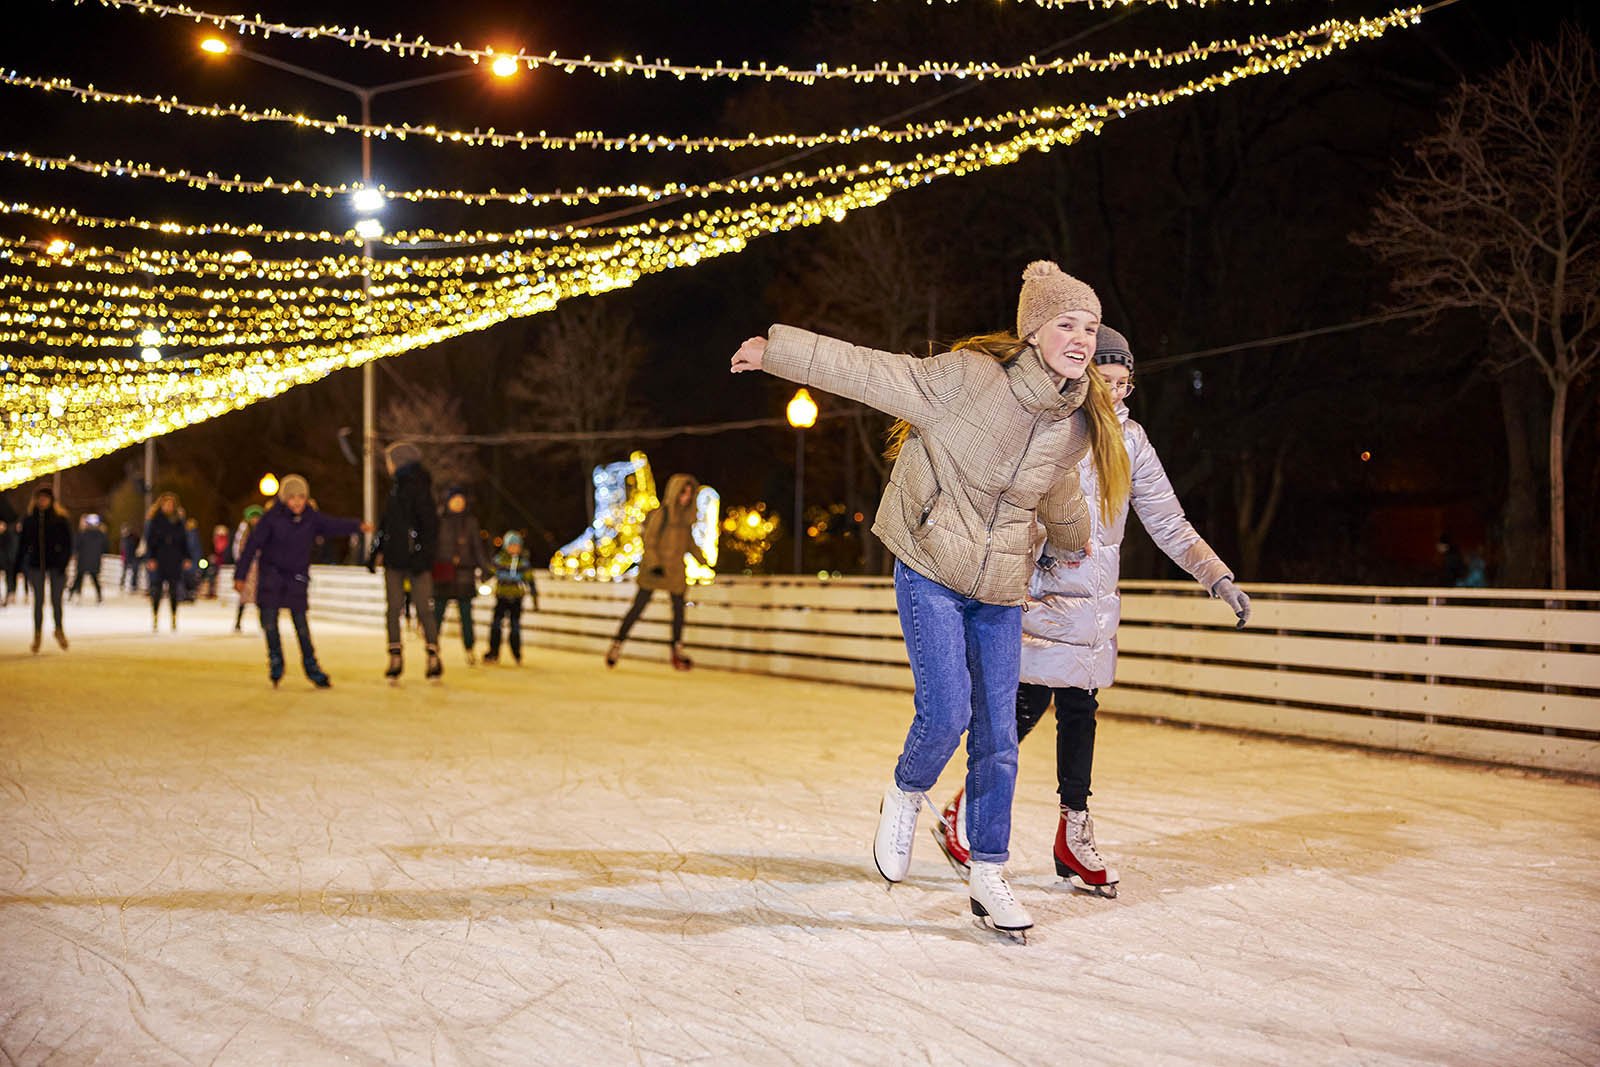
[278,473,310,499]
[1093,325,1133,370]
[1016,260,1101,341]
[385,441,421,468]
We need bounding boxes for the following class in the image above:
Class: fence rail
[217,567,1599,776]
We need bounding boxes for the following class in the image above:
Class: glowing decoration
[45,238,71,256]
[139,346,160,362]
[349,187,386,214]
[91,0,1278,85]
[549,451,718,585]
[199,36,229,54]
[138,328,162,346]
[353,218,384,240]
[258,472,279,496]
[786,388,819,429]
[721,504,780,569]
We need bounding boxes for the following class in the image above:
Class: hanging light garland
[86,0,1297,85]
[2,5,1435,487]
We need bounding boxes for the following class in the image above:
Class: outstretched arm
[732,325,967,427]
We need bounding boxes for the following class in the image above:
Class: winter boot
[53,629,68,651]
[425,644,443,681]
[384,645,403,683]
[873,783,926,884]
[605,640,623,668]
[931,787,971,876]
[670,643,694,671]
[969,861,1033,938]
[1054,806,1120,898]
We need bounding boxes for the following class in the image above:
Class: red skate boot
[930,787,971,876]
[1054,806,1119,898]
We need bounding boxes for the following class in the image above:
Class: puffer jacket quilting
[1021,408,1233,690]
[764,324,1092,606]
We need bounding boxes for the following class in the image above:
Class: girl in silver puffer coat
[935,326,1252,897]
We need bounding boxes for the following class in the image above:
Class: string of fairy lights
[1,0,1445,487]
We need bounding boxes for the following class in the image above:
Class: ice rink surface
[2,597,1597,1066]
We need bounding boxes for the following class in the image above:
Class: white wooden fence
[230,567,1600,777]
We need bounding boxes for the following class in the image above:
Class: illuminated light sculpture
[549,451,718,585]
[720,504,780,569]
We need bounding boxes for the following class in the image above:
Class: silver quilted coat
[1020,406,1234,690]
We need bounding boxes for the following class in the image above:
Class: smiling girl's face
[1032,311,1099,382]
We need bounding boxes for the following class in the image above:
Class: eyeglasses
[1105,379,1135,397]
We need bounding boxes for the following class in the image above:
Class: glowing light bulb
[350,187,386,214]
[140,347,161,362]
[259,473,279,496]
[786,387,818,429]
[491,55,519,79]
[353,218,384,240]
[45,238,70,256]
[138,328,162,347]
[200,37,229,55]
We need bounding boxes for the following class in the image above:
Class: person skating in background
[232,505,263,631]
[433,487,491,665]
[605,474,707,672]
[372,442,442,682]
[182,517,204,602]
[70,514,108,603]
[0,492,19,607]
[143,492,193,632]
[118,522,139,594]
[483,531,538,665]
[932,327,1250,898]
[732,261,1132,938]
[206,524,231,598]
[10,485,73,651]
[233,474,369,688]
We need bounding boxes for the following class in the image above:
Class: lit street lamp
[199,35,518,551]
[259,473,280,497]
[786,388,818,574]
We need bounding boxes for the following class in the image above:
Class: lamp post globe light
[786,388,818,574]
[198,33,520,550]
[259,473,280,498]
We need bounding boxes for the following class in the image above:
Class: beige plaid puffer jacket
[765,324,1091,606]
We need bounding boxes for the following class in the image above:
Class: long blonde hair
[1082,364,1131,522]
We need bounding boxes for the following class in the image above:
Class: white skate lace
[1068,811,1106,871]
[892,790,929,853]
[973,864,1019,908]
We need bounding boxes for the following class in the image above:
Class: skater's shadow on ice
[1,846,978,940]
[1128,809,1415,889]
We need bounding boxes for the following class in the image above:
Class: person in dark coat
[433,486,491,665]
[143,492,193,631]
[234,474,368,688]
[372,441,441,681]
[11,485,73,652]
[0,491,19,607]
[118,523,140,593]
[70,515,108,603]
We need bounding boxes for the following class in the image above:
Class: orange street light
[200,37,230,55]
[490,54,520,79]
[259,473,280,497]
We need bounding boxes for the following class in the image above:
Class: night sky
[3,0,1592,585]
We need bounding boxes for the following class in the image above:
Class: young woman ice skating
[143,493,193,632]
[605,473,707,671]
[233,475,369,688]
[372,442,442,682]
[433,487,491,665]
[731,262,1131,939]
[932,326,1251,898]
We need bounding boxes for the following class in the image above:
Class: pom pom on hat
[1016,259,1101,342]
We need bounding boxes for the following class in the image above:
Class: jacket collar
[1008,344,1089,415]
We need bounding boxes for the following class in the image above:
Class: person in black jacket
[11,485,73,652]
[143,493,193,632]
[0,490,18,607]
[372,441,442,681]
[70,514,108,603]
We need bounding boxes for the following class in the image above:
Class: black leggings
[614,588,685,645]
[150,572,181,617]
[1017,683,1099,812]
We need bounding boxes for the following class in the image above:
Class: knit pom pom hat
[1016,260,1101,342]
[278,473,310,500]
[1092,325,1133,370]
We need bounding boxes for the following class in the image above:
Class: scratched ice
[2,600,1597,1065]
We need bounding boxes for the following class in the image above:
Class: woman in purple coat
[234,474,370,688]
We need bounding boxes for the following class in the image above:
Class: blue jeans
[892,560,1022,864]
[261,606,321,680]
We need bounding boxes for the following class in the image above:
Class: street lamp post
[786,388,818,574]
[200,38,516,551]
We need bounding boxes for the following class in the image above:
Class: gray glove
[1212,577,1251,629]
